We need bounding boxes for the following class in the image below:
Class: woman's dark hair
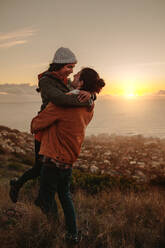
[48,63,68,72]
[79,67,105,93]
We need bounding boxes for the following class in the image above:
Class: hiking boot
[9,178,20,203]
[65,231,82,245]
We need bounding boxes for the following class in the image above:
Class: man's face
[72,71,83,89]
[58,63,76,78]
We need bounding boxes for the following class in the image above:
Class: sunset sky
[0,0,165,96]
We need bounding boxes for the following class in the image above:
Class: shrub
[7,161,25,171]
[14,153,34,166]
[71,169,145,194]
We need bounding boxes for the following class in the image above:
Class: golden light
[102,75,160,97]
[123,86,138,98]
[120,76,141,98]
[125,92,136,98]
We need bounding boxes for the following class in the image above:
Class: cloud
[0,27,38,49]
[0,27,37,41]
[0,84,37,95]
[156,90,165,95]
[0,40,27,48]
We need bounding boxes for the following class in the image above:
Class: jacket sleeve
[31,103,61,133]
[39,77,91,107]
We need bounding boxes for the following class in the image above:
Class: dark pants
[35,164,77,236]
[16,140,42,187]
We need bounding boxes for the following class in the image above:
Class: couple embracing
[9,47,105,244]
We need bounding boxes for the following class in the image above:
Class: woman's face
[72,71,83,89]
[58,63,76,78]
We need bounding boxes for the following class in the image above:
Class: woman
[9,47,92,203]
[31,67,105,244]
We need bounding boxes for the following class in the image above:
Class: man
[31,67,105,244]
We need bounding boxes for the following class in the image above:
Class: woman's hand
[77,90,91,102]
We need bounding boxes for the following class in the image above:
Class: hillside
[1,125,165,187]
[1,126,165,247]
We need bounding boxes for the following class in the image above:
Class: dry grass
[0,181,165,248]
[1,128,165,247]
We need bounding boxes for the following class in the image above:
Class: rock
[151,161,160,168]
[130,161,136,165]
[103,159,110,164]
[144,140,158,145]
[135,170,146,178]
[104,151,112,156]
[137,162,145,168]
[0,126,34,166]
[137,162,145,166]
[133,170,148,182]
[79,164,88,171]
[95,145,102,149]
[14,147,26,155]
[90,165,99,173]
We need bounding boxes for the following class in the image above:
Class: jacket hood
[38,71,48,80]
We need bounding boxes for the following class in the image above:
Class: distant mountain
[0,83,37,95]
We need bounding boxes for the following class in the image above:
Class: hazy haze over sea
[0,84,165,138]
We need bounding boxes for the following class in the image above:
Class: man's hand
[77,90,91,102]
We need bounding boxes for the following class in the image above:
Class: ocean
[1,95,165,138]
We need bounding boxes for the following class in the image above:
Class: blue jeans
[35,163,77,236]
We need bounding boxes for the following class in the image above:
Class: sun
[125,92,136,98]
[119,76,142,98]
[122,88,138,98]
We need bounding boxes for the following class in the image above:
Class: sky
[0,0,165,97]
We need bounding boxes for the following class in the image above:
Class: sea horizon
[1,94,165,138]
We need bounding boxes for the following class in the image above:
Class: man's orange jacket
[31,103,94,164]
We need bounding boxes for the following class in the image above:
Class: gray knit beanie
[52,47,77,64]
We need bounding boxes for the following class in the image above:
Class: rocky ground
[0,125,165,185]
[78,134,165,184]
[0,125,34,179]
